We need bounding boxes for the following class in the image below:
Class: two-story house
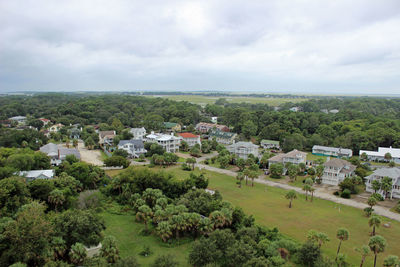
[208,130,237,145]
[195,122,230,133]
[130,127,146,140]
[312,145,353,158]
[365,167,400,199]
[164,122,181,132]
[118,139,147,158]
[227,142,259,160]
[260,140,280,150]
[99,131,116,146]
[146,132,181,153]
[321,158,356,186]
[49,123,64,133]
[178,133,201,147]
[268,149,307,172]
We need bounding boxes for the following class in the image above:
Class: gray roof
[368,167,400,179]
[59,148,81,159]
[313,145,352,155]
[227,141,258,149]
[19,169,55,180]
[40,143,59,157]
[119,139,144,149]
[261,140,279,145]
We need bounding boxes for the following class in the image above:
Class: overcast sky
[1,0,400,94]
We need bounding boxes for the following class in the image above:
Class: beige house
[268,149,307,169]
[99,131,116,146]
[321,158,356,185]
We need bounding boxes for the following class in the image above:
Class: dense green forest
[1,94,400,154]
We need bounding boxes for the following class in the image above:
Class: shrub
[104,156,130,168]
[364,207,374,217]
[340,189,351,199]
[139,245,152,256]
[181,163,191,171]
[333,191,340,196]
[371,193,384,201]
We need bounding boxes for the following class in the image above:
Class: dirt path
[196,163,400,222]
[77,141,103,166]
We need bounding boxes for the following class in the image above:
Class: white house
[359,146,400,163]
[146,132,181,153]
[18,169,55,181]
[289,107,301,112]
[178,132,201,147]
[130,127,146,140]
[9,116,27,124]
[260,140,280,149]
[211,117,218,123]
[321,158,356,186]
[312,145,353,158]
[366,168,400,199]
[118,139,147,158]
[227,142,259,160]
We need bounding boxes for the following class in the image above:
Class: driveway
[196,163,400,222]
[77,141,104,166]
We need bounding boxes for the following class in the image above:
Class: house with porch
[9,116,27,125]
[195,122,230,133]
[99,131,116,146]
[49,123,64,133]
[164,122,181,132]
[118,139,147,158]
[261,140,280,150]
[359,146,400,163]
[208,129,237,145]
[312,145,353,158]
[366,167,400,199]
[146,132,181,153]
[178,132,201,147]
[268,149,307,170]
[130,127,146,140]
[227,142,259,160]
[321,158,356,186]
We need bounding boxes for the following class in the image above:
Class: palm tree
[368,215,381,236]
[186,157,197,170]
[69,242,87,265]
[73,139,78,148]
[367,196,377,209]
[309,187,315,202]
[355,245,370,267]
[303,184,311,201]
[244,168,250,186]
[51,236,67,260]
[249,170,258,187]
[171,214,186,238]
[371,180,381,193]
[198,217,213,236]
[336,253,347,267]
[384,152,392,162]
[48,189,65,212]
[336,228,349,260]
[368,235,387,267]
[209,211,225,229]
[65,139,70,148]
[285,190,297,208]
[307,230,330,249]
[383,255,400,267]
[136,205,153,230]
[156,221,173,242]
[381,177,393,199]
[236,172,244,188]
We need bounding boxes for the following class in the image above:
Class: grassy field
[146,94,308,106]
[101,207,192,266]
[104,166,400,266]
[306,152,327,163]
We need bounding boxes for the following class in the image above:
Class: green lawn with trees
[101,206,191,266]
[142,166,400,267]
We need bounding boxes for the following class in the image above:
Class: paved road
[196,163,400,222]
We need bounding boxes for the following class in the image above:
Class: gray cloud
[0,0,400,94]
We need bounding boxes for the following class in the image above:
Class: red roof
[178,132,199,138]
[39,118,50,122]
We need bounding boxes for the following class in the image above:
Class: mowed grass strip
[145,94,308,106]
[101,209,191,266]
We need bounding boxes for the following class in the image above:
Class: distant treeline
[1,93,400,154]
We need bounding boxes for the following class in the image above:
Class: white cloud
[0,0,400,93]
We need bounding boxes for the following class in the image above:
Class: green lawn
[145,95,308,106]
[306,152,327,163]
[103,166,400,266]
[162,167,400,267]
[101,207,191,266]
